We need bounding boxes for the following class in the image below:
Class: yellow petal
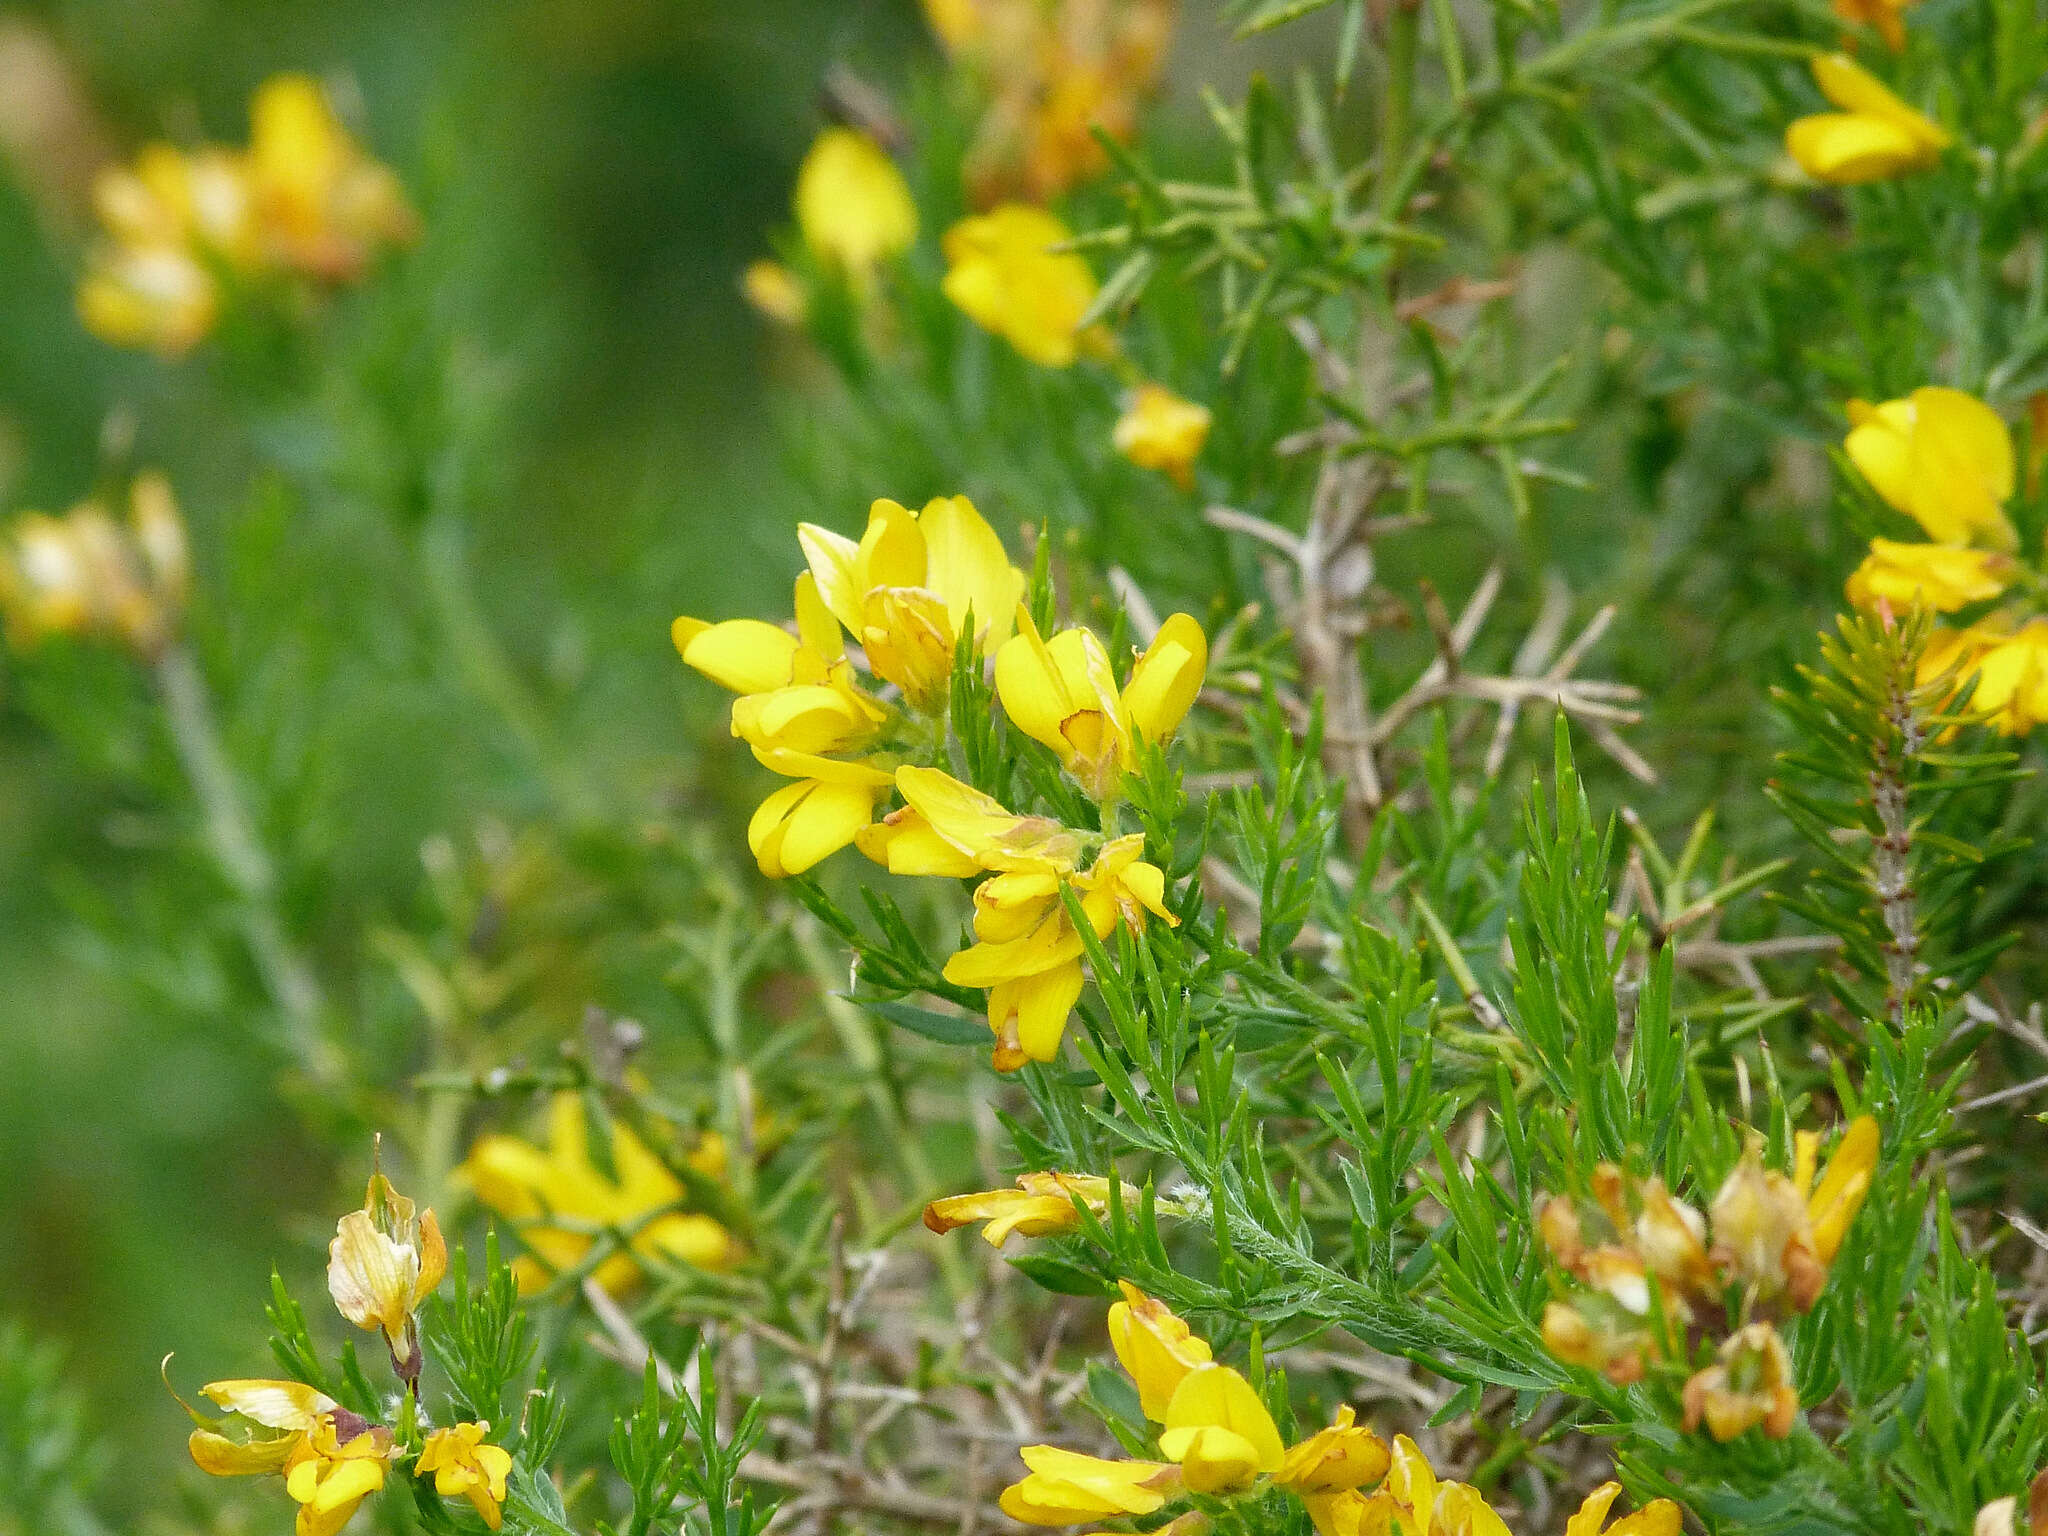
[1807,1115,1878,1265]
[1436,1482,1514,1536]
[991,960,1087,1064]
[199,1379,337,1430]
[1787,113,1933,184]
[1811,52,1951,149]
[857,498,929,592]
[798,522,868,634]
[1160,1364,1284,1484]
[856,809,983,877]
[1566,1483,1624,1536]
[639,1212,742,1271]
[189,1427,301,1476]
[1905,387,2018,548]
[749,779,880,877]
[1844,398,1915,512]
[793,127,917,271]
[1108,1283,1214,1421]
[1386,1435,1437,1531]
[1122,613,1208,750]
[1608,1502,1684,1536]
[1845,539,2013,613]
[944,914,1086,987]
[674,617,800,694]
[918,494,1024,651]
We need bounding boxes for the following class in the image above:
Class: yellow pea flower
[459,1093,740,1295]
[76,244,222,356]
[185,1379,338,1477]
[1845,388,2018,549]
[326,1172,448,1377]
[1846,539,2015,613]
[1799,1115,1878,1266]
[1158,1363,1285,1494]
[0,475,191,659]
[923,1170,1137,1245]
[1114,385,1213,489]
[794,126,918,274]
[418,1421,515,1531]
[1107,1282,1213,1420]
[247,73,418,282]
[1000,1445,1178,1525]
[77,144,254,354]
[1786,53,1951,184]
[995,606,1208,801]
[1709,1138,1824,1310]
[1832,0,1920,50]
[1681,1322,1799,1441]
[1565,1483,1684,1536]
[283,1418,395,1536]
[1275,1406,1390,1496]
[943,204,1100,367]
[1927,617,2048,735]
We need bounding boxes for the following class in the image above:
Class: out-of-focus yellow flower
[0,474,190,659]
[1114,384,1212,489]
[247,73,418,282]
[1786,53,1951,184]
[1565,1482,1685,1536]
[76,244,221,355]
[1924,617,2048,735]
[1158,1363,1284,1494]
[283,1417,394,1536]
[996,606,1207,801]
[794,127,918,274]
[1846,539,2015,613]
[1000,1445,1178,1525]
[326,1172,447,1377]
[1682,1322,1799,1441]
[1108,1281,1213,1419]
[1845,388,2018,549]
[1537,1168,1707,1383]
[923,1170,1136,1245]
[185,1379,337,1477]
[925,0,1177,204]
[459,1093,740,1294]
[943,204,1099,366]
[1797,1114,1879,1267]
[742,259,808,326]
[1710,1138,1825,1310]
[1832,0,1920,49]
[418,1421,514,1532]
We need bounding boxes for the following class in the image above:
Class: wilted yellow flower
[942,204,1099,366]
[185,1379,338,1477]
[247,73,418,282]
[0,474,190,658]
[794,126,918,273]
[460,1093,740,1294]
[1108,1281,1214,1419]
[1845,388,2018,549]
[1709,1138,1825,1310]
[283,1417,395,1536]
[1000,1445,1178,1525]
[1682,1322,1799,1441]
[923,1170,1136,1245]
[326,1172,447,1378]
[418,1421,515,1531]
[926,0,1177,203]
[1114,384,1212,489]
[1786,53,1951,184]
[995,606,1207,801]
[1847,539,2015,613]
[1158,1363,1285,1494]
[1832,0,1921,49]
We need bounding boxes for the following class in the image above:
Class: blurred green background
[0,0,940,1509]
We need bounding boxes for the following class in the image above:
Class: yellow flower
[0,475,191,658]
[418,1421,515,1531]
[742,259,808,326]
[1681,1322,1799,1441]
[459,1093,740,1294]
[1931,617,2048,735]
[186,1379,338,1477]
[1786,53,1951,184]
[1564,1483,1684,1536]
[1306,1434,1506,1536]
[283,1418,395,1536]
[1845,388,2018,549]
[1107,1281,1213,1420]
[999,1445,1177,1525]
[799,495,1025,711]
[1831,0,1920,49]
[995,607,1207,801]
[1847,539,2015,613]
[1275,1406,1389,1497]
[326,1172,448,1376]
[76,244,221,356]
[794,127,918,273]
[1158,1363,1285,1494]
[1709,1138,1824,1310]
[76,144,254,354]
[1798,1114,1879,1266]
[923,1171,1135,1246]
[1114,385,1213,489]
[247,73,418,282]
[942,205,1099,367]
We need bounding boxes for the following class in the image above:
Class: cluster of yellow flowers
[0,472,189,660]
[676,497,1205,1069]
[1837,386,2048,734]
[992,1283,1677,1536]
[922,0,1176,206]
[1538,1118,1878,1441]
[181,1174,514,1533]
[78,73,416,356]
[458,1091,741,1293]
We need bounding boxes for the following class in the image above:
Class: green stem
[1376,2,1422,221]
[154,642,337,1084]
